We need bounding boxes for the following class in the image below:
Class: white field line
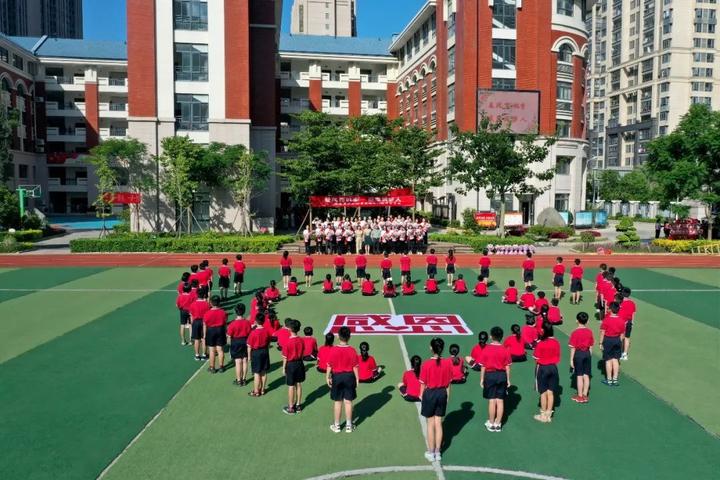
[304,464,570,480]
[0,288,717,294]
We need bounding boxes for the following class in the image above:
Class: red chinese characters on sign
[310,195,416,208]
[325,314,472,336]
[102,192,142,204]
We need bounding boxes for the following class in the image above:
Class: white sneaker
[330,424,341,433]
[621,353,628,361]
[423,452,435,463]
[345,424,354,433]
[484,420,494,432]
[493,423,502,432]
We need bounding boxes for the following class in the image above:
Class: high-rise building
[0,0,83,39]
[291,0,357,37]
[586,0,720,172]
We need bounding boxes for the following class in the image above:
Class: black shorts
[304,270,313,277]
[421,387,448,418]
[381,268,391,280]
[285,359,305,385]
[480,267,490,278]
[335,266,345,277]
[625,321,633,338]
[282,267,292,276]
[191,319,204,340]
[523,270,534,282]
[511,353,527,363]
[401,270,410,277]
[483,371,508,399]
[251,347,270,374]
[446,264,456,274]
[330,372,357,401]
[602,337,622,360]
[219,276,230,289]
[553,275,564,287]
[573,350,591,376]
[205,326,226,347]
[230,338,248,359]
[234,272,244,283]
[356,267,366,278]
[427,265,437,276]
[536,364,559,393]
[570,278,583,292]
[179,309,190,325]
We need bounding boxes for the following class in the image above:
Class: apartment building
[587,0,720,171]
[0,33,127,214]
[127,0,281,232]
[290,0,356,37]
[0,0,83,39]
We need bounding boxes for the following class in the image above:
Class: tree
[597,169,622,201]
[646,104,720,238]
[0,107,18,183]
[597,168,656,203]
[448,116,556,237]
[0,186,19,229]
[158,136,202,234]
[88,138,153,233]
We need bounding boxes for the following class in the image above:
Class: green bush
[526,225,575,237]
[22,214,44,230]
[429,233,534,252]
[616,217,635,232]
[0,235,34,253]
[579,231,597,244]
[9,229,43,242]
[69,233,295,253]
[461,208,480,233]
[616,226,640,248]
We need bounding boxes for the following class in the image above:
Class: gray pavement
[23,230,102,254]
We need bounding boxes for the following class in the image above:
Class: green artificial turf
[652,268,720,288]
[0,266,106,304]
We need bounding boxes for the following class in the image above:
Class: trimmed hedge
[652,239,720,253]
[429,233,534,252]
[70,233,295,253]
[8,229,43,242]
[526,225,575,237]
[0,235,34,253]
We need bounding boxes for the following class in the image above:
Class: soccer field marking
[303,464,570,480]
[388,297,445,480]
[97,362,206,480]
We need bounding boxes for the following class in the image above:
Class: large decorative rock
[536,207,567,227]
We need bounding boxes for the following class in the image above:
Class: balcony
[279,71,310,88]
[361,74,388,91]
[46,101,86,116]
[557,63,574,76]
[556,101,573,114]
[45,75,86,91]
[323,99,349,116]
[98,77,128,92]
[48,177,88,192]
[361,100,388,115]
[99,102,128,118]
[323,73,349,89]
[99,127,128,139]
[46,127,87,143]
[280,97,311,114]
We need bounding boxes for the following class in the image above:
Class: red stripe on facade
[127,0,157,118]
[309,79,322,111]
[572,55,584,138]
[348,80,361,117]
[434,1,448,140]
[84,82,100,148]
[477,2,493,89]
[455,0,478,132]
[386,82,398,120]
[225,0,250,119]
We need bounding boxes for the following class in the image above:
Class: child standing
[502,280,518,304]
[218,258,231,300]
[176,284,194,346]
[303,253,314,288]
[533,324,561,423]
[334,254,346,286]
[479,250,491,284]
[202,296,228,374]
[569,258,583,305]
[247,314,272,396]
[189,290,210,361]
[569,312,594,403]
[400,253,412,285]
[399,355,422,402]
[600,302,625,386]
[233,254,246,295]
[355,252,368,283]
[445,249,457,287]
[426,248,438,279]
[619,287,637,361]
[479,326,512,432]
[302,326,318,361]
[380,253,393,283]
[358,342,382,382]
[226,304,252,386]
[522,252,535,289]
[282,319,306,414]
[280,251,292,290]
[327,326,359,433]
[419,337,453,463]
[552,257,565,300]
[448,344,467,384]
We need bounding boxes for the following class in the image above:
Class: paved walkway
[23,230,101,255]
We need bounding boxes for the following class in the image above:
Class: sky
[82,0,426,41]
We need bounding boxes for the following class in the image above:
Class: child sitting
[402,277,416,295]
[383,280,397,298]
[425,274,439,294]
[316,332,334,373]
[340,274,354,294]
[449,344,468,383]
[398,355,422,402]
[453,274,468,293]
[473,275,488,297]
[322,274,335,294]
[361,275,377,296]
[518,287,535,310]
[521,315,539,349]
[302,326,318,361]
[502,280,518,304]
[547,298,563,325]
[503,324,527,362]
[287,276,300,296]
[531,291,549,314]
[465,331,489,371]
[264,280,281,302]
[358,341,382,382]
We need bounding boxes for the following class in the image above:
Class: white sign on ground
[324,314,473,336]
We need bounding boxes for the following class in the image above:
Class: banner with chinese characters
[324,314,472,336]
[102,192,142,204]
[309,195,416,208]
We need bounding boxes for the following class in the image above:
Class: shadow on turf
[442,402,475,453]
[503,386,522,425]
[354,386,394,427]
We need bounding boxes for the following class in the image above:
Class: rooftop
[7,35,127,61]
[280,34,394,58]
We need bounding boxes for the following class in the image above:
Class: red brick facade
[127,0,156,118]
[225,0,251,120]
[84,82,100,148]
[348,80,361,117]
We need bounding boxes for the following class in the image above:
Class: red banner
[103,192,142,204]
[310,195,416,208]
[474,211,497,228]
[388,187,413,197]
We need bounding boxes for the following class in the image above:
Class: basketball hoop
[17,185,42,218]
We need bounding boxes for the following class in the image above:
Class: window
[692,67,713,77]
[492,0,517,29]
[556,156,572,175]
[174,0,208,31]
[556,120,571,137]
[691,96,712,105]
[694,37,715,48]
[448,46,455,75]
[491,194,513,213]
[693,52,715,63]
[558,44,574,63]
[422,21,429,45]
[12,54,23,71]
[0,47,7,63]
[691,81,713,92]
[174,44,208,81]
[18,164,28,179]
[492,78,515,90]
[28,62,37,76]
[299,5,304,32]
[448,84,455,113]
[414,31,421,54]
[175,94,209,131]
[492,39,516,70]
[557,82,573,113]
[695,8,717,33]
[554,193,570,212]
[557,0,574,16]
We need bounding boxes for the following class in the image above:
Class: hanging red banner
[310,195,416,208]
[103,192,142,204]
[388,187,413,197]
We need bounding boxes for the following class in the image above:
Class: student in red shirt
[358,342,382,382]
[302,326,318,361]
[502,280,518,304]
[521,252,535,289]
[479,249,491,284]
[530,291,549,314]
[188,264,200,286]
[327,326,359,433]
[380,253,393,283]
[197,262,211,297]
[383,280,397,298]
[275,318,292,351]
[453,273,468,294]
[355,253,368,282]
[424,274,439,294]
[445,249,457,287]
[419,337,453,463]
[479,326,512,432]
[189,290,210,361]
[519,287,535,310]
[303,254,314,288]
[569,312,594,403]
[280,250,292,290]
[595,263,608,312]
[218,258,232,300]
[400,253,412,285]
[361,275,376,296]
[426,248,438,279]
[340,274,354,294]
[203,296,228,374]
[473,275,488,297]
[533,324,561,423]
[233,254,246,295]
[177,272,190,294]
[287,277,300,296]
[503,324,527,362]
[547,298,563,325]
[465,331,489,371]
[247,314,272,396]
[282,319,306,415]
[227,304,252,386]
[322,274,335,294]
[402,277,416,296]
[569,258,584,305]
[264,280,281,303]
[317,332,335,373]
[619,287,637,360]
[334,254,346,286]
[552,256,565,300]
[521,316,539,349]
[600,302,625,386]
[448,344,467,384]
[398,355,422,402]
[176,284,194,346]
